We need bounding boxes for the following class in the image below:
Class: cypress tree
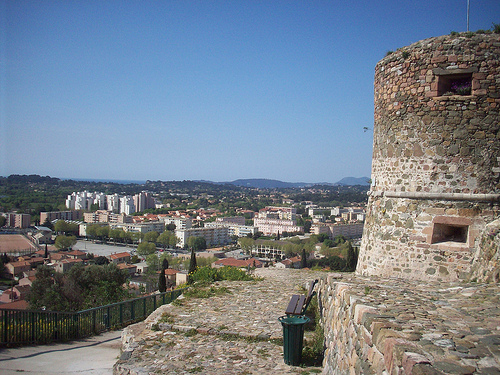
[301,248,307,269]
[158,268,167,293]
[188,248,197,284]
[345,241,358,272]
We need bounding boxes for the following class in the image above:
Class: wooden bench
[285,279,318,316]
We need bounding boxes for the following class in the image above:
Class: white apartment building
[159,215,192,230]
[205,222,256,238]
[175,227,229,248]
[310,222,364,239]
[254,207,302,236]
[120,196,135,215]
[215,216,246,225]
[107,194,120,213]
[110,222,165,234]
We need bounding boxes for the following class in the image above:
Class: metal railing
[0,288,185,346]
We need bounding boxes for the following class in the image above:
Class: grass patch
[184,285,231,299]
[159,312,175,324]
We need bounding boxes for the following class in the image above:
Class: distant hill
[225,177,370,189]
[334,177,370,186]
[228,179,310,189]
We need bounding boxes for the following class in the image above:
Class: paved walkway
[114,268,325,375]
[0,330,122,375]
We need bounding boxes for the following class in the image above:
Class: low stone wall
[317,274,500,374]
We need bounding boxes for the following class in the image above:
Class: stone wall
[358,33,500,282]
[317,274,500,374]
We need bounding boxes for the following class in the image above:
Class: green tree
[55,235,77,250]
[54,220,78,235]
[188,248,197,283]
[137,242,156,257]
[0,216,6,227]
[301,248,307,269]
[344,241,358,272]
[143,231,159,244]
[238,237,254,254]
[96,225,110,242]
[94,256,110,265]
[303,220,312,233]
[158,268,167,293]
[165,223,176,231]
[109,228,125,244]
[41,217,54,230]
[187,236,206,251]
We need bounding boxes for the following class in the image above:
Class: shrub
[191,266,255,283]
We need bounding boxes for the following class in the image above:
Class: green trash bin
[278,315,310,366]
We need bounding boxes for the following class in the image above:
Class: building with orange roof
[108,252,131,264]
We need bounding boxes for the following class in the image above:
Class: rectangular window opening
[438,73,472,96]
[431,223,468,244]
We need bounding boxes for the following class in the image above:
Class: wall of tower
[358,33,500,282]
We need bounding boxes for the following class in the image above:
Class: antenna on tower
[467,0,470,32]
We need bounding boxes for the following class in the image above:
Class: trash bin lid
[278,315,310,325]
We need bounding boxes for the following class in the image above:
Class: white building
[120,196,135,215]
[175,227,229,248]
[310,222,364,239]
[253,207,302,236]
[159,215,192,230]
[205,222,256,238]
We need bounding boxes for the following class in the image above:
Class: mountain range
[198,177,370,189]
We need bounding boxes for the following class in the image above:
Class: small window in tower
[431,223,468,244]
[438,73,472,96]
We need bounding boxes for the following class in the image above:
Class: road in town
[0,330,122,375]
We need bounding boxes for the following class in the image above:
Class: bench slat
[285,295,301,315]
[285,279,319,316]
[285,294,306,315]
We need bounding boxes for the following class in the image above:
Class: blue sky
[2,1,499,183]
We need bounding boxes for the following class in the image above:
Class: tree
[143,231,159,244]
[301,248,307,269]
[344,241,358,272]
[41,217,54,230]
[239,237,254,254]
[109,228,125,244]
[158,268,167,293]
[158,258,168,293]
[96,225,110,242]
[303,220,312,233]
[188,248,197,283]
[28,263,130,311]
[0,215,6,227]
[165,223,176,231]
[187,236,206,251]
[54,220,78,235]
[137,242,156,257]
[55,235,77,250]
[94,256,110,265]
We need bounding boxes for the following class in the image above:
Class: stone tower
[357,33,500,282]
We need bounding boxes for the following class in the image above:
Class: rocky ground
[114,268,324,375]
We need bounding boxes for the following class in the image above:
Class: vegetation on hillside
[27,263,130,311]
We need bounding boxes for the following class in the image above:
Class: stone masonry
[358,33,500,282]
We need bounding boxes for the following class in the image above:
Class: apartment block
[176,227,229,248]
[40,211,81,224]
[4,213,31,228]
[310,222,364,239]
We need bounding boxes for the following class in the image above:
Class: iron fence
[0,288,185,346]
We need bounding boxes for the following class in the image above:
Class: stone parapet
[317,274,500,374]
